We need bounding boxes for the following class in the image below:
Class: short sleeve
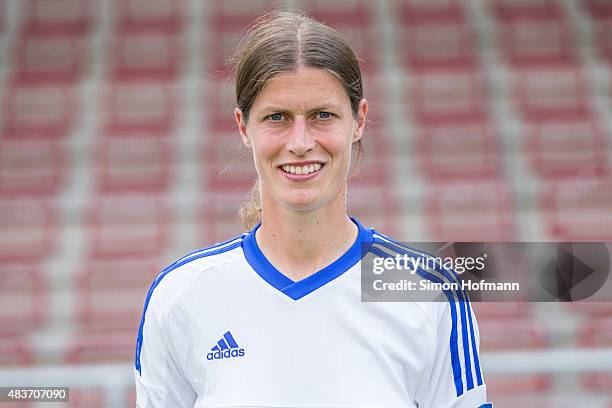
[134,293,197,408]
[415,297,491,408]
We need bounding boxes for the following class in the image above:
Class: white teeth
[281,163,323,175]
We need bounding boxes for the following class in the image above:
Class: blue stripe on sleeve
[371,235,482,392]
[466,296,483,386]
[458,298,474,390]
[372,240,464,397]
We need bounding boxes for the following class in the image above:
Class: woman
[135,10,490,408]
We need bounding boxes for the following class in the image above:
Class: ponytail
[238,179,263,231]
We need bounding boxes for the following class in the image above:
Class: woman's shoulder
[162,233,246,276]
[146,233,247,308]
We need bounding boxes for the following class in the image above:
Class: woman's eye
[317,111,333,120]
[268,113,283,121]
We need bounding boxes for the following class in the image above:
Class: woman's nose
[286,117,315,156]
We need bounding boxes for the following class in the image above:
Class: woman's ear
[353,98,368,142]
[234,107,251,148]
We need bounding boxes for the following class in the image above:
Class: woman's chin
[278,192,324,212]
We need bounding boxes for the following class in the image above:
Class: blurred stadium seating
[0,0,611,407]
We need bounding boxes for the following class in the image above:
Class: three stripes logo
[206,331,245,361]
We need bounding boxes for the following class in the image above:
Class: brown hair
[233,10,365,231]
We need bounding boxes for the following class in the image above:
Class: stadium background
[0,0,611,406]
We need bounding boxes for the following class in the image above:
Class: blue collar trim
[242,217,373,300]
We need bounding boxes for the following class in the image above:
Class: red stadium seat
[203,132,257,192]
[479,316,549,350]
[22,0,94,35]
[592,18,612,65]
[300,0,378,72]
[362,74,390,125]
[397,0,463,21]
[488,0,562,20]
[579,317,612,347]
[540,177,612,240]
[471,302,532,320]
[349,130,393,186]
[204,0,275,75]
[425,180,516,241]
[114,0,185,31]
[0,265,46,336]
[93,136,173,193]
[578,317,612,391]
[102,79,177,136]
[12,29,87,83]
[125,388,136,407]
[68,389,105,408]
[568,302,612,317]
[0,337,34,366]
[396,0,470,70]
[77,257,159,331]
[486,374,551,396]
[0,0,4,36]
[510,63,591,123]
[397,13,476,70]
[495,14,576,66]
[0,139,67,197]
[202,79,237,132]
[582,0,612,19]
[522,120,608,179]
[487,393,557,408]
[407,67,489,126]
[64,331,136,364]
[300,0,369,24]
[200,190,249,244]
[479,316,551,405]
[0,199,56,262]
[86,194,171,258]
[414,123,501,180]
[108,27,181,80]
[348,184,401,237]
[1,80,76,139]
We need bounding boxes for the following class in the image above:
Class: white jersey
[134,218,490,408]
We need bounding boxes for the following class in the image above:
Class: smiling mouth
[280,163,324,175]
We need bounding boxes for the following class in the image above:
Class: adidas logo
[206,331,245,361]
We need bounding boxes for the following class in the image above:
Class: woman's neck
[255,190,358,281]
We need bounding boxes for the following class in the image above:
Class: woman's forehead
[253,67,350,111]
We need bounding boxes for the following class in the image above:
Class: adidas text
[207,349,245,360]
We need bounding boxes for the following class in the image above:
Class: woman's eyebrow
[259,106,288,115]
[259,104,343,115]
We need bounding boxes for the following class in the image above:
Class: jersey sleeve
[134,289,197,408]
[414,297,491,408]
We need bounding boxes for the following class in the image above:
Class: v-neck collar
[242,217,373,300]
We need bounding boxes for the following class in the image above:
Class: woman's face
[235,67,367,213]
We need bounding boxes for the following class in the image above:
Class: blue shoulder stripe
[371,237,478,397]
[155,234,246,282]
[135,237,243,375]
